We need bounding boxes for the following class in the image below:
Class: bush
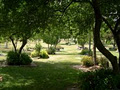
[80,49,93,56]
[78,69,120,90]
[20,53,32,65]
[109,47,117,51]
[47,47,56,54]
[56,45,64,51]
[7,51,20,65]
[98,57,109,68]
[31,50,39,57]
[7,51,32,65]
[81,56,94,67]
[35,43,42,53]
[40,49,49,59]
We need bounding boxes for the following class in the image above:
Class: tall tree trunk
[92,0,120,74]
[113,39,116,49]
[48,44,49,49]
[93,28,97,65]
[88,30,91,56]
[114,34,120,68]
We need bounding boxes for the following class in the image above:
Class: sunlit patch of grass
[0,62,81,90]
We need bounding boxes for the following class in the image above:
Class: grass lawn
[0,42,119,90]
[0,44,82,90]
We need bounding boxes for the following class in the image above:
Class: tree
[48,0,120,73]
[91,0,120,73]
[0,0,54,59]
[77,33,88,49]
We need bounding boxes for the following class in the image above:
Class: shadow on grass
[0,61,81,90]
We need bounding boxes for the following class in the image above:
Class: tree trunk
[48,44,49,49]
[82,44,84,49]
[93,28,97,65]
[19,39,27,55]
[9,37,17,52]
[88,30,91,56]
[92,0,120,74]
[113,39,116,49]
[114,34,120,68]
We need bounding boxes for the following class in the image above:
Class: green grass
[0,42,119,90]
[0,62,81,90]
[0,44,82,90]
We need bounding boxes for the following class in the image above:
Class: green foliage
[31,50,39,57]
[7,51,32,65]
[40,49,49,59]
[78,69,120,90]
[77,34,88,48]
[47,47,56,54]
[20,53,32,65]
[80,48,93,56]
[7,51,20,65]
[35,43,42,53]
[81,56,94,67]
[98,57,109,68]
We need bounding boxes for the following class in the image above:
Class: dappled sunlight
[0,73,35,89]
[0,61,81,90]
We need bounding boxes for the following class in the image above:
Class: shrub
[35,43,42,53]
[80,49,93,56]
[78,69,120,90]
[56,45,64,51]
[98,57,109,68]
[7,51,32,65]
[7,51,20,65]
[109,47,117,51]
[40,49,49,59]
[20,53,32,65]
[81,56,94,67]
[47,47,56,54]
[31,50,39,57]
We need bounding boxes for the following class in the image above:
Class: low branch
[62,0,73,15]
[114,18,120,32]
[102,16,115,33]
[9,36,17,52]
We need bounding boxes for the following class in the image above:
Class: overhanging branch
[62,0,73,15]
[114,18,120,32]
[102,16,115,34]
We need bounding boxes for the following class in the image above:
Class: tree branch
[114,18,120,32]
[62,0,73,14]
[102,16,115,33]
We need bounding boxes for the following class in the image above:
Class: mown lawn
[0,44,82,90]
[0,62,81,90]
[0,43,119,90]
